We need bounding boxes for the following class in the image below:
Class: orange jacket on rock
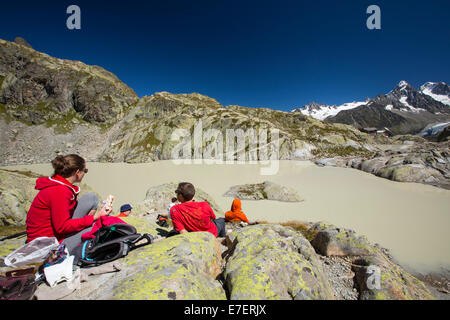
[225,199,249,223]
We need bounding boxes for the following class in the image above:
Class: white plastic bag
[4,237,59,268]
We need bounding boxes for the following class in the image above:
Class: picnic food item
[102,195,114,211]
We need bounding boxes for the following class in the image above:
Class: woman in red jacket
[26,154,111,253]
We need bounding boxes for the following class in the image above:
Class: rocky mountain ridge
[0,38,139,124]
[0,38,389,166]
[293,80,450,135]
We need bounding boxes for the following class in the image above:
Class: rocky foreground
[0,169,447,300]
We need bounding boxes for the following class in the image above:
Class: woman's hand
[93,205,112,221]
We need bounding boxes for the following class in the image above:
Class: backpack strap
[129,233,154,250]
[81,240,93,261]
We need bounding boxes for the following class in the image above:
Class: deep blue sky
[1,0,449,111]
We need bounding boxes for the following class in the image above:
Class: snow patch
[421,88,450,106]
[399,97,426,113]
[297,101,366,120]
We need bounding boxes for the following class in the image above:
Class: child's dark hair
[51,154,86,178]
[175,182,195,201]
[171,197,177,203]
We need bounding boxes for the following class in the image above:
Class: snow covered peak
[398,80,409,88]
[293,101,366,120]
[394,80,414,93]
[420,82,438,91]
[420,81,450,106]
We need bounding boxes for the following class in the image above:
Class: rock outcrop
[308,222,435,300]
[224,224,334,299]
[310,222,375,257]
[0,39,138,124]
[352,250,434,300]
[13,37,32,49]
[223,181,303,202]
[133,182,224,217]
[0,169,99,226]
[314,137,450,189]
[110,231,226,300]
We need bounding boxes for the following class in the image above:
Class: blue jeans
[213,218,226,238]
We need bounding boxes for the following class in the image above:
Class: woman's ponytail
[51,154,85,178]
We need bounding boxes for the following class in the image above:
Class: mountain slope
[0,37,391,165]
[420,82,450,106]
[325,81,450,135]
[0,38,139,124]
[98,92,383,163]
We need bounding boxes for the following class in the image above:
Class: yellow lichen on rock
[113,232,226,300]
[224,224,334,300]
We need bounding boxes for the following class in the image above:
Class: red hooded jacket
[26,175,94,243]
[170,201,218,237]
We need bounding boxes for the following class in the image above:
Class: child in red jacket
[26,154,111,254]
[170,182,226,238]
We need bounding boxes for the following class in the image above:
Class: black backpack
[73,223,153,267]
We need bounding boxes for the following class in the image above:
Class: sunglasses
[82,168,88,173]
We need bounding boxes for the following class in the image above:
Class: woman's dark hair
[176,182,195,201]
[51,154,86,178]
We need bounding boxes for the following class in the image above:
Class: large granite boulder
[133,182,224,217]
[223,181,303,202]
[112,231,226,300]
[309,221,434,300]
[224,224,334,300]
[0,169,38,226]
[376,164,443,184]
[37,226,227,300]
[310,222,376,257]
[359,158,389,174]
[352,249,434,300]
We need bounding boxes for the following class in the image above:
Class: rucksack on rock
[0,268,37,300]
[73,223,153,267]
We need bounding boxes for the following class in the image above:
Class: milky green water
[4,160,450,275]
